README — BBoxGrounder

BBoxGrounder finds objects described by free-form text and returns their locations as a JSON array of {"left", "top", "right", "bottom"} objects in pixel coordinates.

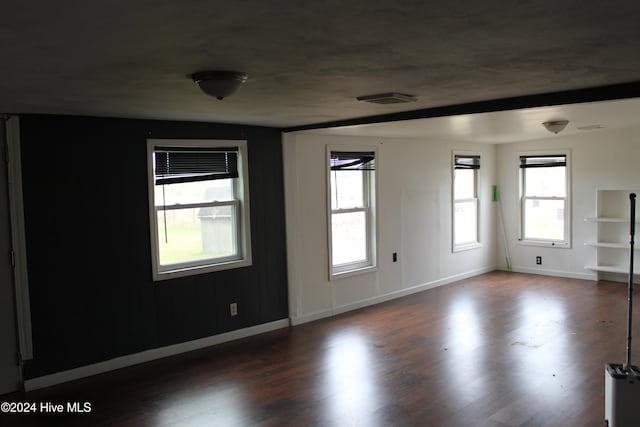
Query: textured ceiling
[{"left": 1, "top": 1, "right": 640, "bottom": 129}]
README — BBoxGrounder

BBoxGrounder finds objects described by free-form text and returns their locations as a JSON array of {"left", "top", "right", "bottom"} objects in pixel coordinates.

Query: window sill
[
  {"left": 330, "top": 265, "right": 377, "bottom": 281},
  {"left": 153, "top": 258, "right": 252, "bottom": 281},
  {"left": 517, "top": 239, "right": 571, "bottom": 249},
  {"left": 453, "top": 243, "right": 482, "bottom": 253}
]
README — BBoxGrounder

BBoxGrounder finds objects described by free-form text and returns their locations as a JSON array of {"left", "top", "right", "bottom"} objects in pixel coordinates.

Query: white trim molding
[
  {"left": 504, "top": 265, "right": 594, "bottom": 281},
  {"left": 24, "top": 318, "right": 290, "bottom": 391},
  {"left": 451, "top": 150, "right": 482, "bottom": 252},
  {"left": 326, "top": 145, "right": 378, "bottom": 280},
  {"left": 517, "top": 149, "right": 572, "bottom": 248},
  {"left": 146, "top": 139, "right": 253, "bottom": 281},
  {"left": 290, "top": 266, "right": 495, "bottom": 326},
  {"left": 5, "top": 116, "right": 33, "bottom": 360}
]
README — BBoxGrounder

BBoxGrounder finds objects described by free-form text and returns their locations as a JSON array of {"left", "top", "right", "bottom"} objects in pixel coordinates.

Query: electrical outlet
[
  {"left": 230, "top": 302, "right": 238, "bottom": 316},
  {"left": 536, "top": 256, "right": 542, "bottom": 265},
  {"left": 393, "top": 252, "right": 398, "bottom": 262}
]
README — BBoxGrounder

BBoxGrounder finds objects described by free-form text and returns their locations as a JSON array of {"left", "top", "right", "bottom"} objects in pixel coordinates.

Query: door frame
[
  {"left": 0, "top": 116, "right": 21, "bottom": 393},
  {"left": 5, "top": 116, "right": 33, "bottom": 361}
]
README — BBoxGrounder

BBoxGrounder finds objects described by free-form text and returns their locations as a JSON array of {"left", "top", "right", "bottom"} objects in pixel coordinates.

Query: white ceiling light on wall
[
  {"left": 191, "top": 71, "right": 248, "bottom": 100},
  {"left": 542, "top": 119, "right": 569, "bottom": 134}
]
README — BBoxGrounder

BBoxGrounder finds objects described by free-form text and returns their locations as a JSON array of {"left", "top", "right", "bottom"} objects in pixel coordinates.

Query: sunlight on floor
[
  {"left": 511, "top": 294, "right": 575, "bottom": 401},
  {"left": 443, "top": 296, "right": 489, "bottom": 407},
  {"left": 322, "top": 329, "right": 381, "bottom": 425},
  {"left": 154, "top": 382, "right": 250, "bottom": 426},
  {"left": 446, "top": 296, "right": 483, "bottom": 356}
]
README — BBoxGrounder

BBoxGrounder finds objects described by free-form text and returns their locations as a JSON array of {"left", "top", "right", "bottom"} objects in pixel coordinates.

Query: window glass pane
[
  {"left": 331, "top": 170, "right": 364, "bottom": 209},
  {"left": 155, "top": 179, "right": 234, "bottom": 206},
  {"left": 331, "top": 211, "right": 367, "bottom": 265},
  {"left": 524, "top": 167, "right": 566, "bottom": 197},
  {"left": 454, "top": 169, "right": 475, "bottom": 200},
  {"left": 454, "top": 200, "right": 478, "bottom": 245},
  {"left": 524, "top": 199, "right": 565, "bottom": 240},
  {"left": 157, "top": 205, "right": 236, "bottom": 266}
]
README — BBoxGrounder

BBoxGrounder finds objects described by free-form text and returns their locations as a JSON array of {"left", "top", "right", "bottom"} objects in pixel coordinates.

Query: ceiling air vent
[{"left": 356, "top": 92, "right": 418, "bottom": 104}]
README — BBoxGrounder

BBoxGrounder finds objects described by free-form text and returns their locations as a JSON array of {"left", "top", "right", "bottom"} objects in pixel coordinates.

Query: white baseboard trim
[
  {"left": 596, "top": 271, "right": 628, "bottom": 283},
  {"left": 290, "top": 266, "right": 495, "bottom": 326},
  {"left": 500, "top": 266, "right": 595, "bottom": 281},
  {"left": 24, "top": 318, "right": 290, "bottom": 392},
  {"left": 290, "top": 309, "right": 335, "bottom": 326}
]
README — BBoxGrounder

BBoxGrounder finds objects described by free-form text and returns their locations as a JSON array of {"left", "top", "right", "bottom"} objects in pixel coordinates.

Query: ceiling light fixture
[
  {"left": 191, "top": 70, "right": 248, "bottom": 100},
  {"left": 357, "top": 92, "right": 418, "bottom": 104},
  {"left": 542, "top": 120, "right": 569, "bottom": 134}
]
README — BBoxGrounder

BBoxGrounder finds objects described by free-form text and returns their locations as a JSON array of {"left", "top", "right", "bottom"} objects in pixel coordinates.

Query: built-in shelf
[
  {"left": 585, "top": 265, "right": 640, "bottom": 274},
  {"left": 584, "top": 241, "right": 633, "bottom": 249},
  {"left": 584, "top": 217, "right": 633, "bottom": 223},
  {"left": 584, "top": 190, "right": 640, "bottom": 281}
]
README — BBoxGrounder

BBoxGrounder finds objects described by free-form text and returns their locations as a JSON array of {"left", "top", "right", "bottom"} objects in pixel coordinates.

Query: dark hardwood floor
[{"left": 2, "top": 271, "right": 635, "bottom": 426}]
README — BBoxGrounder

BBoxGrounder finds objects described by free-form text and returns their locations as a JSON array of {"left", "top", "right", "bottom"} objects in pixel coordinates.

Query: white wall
[
  {"left": 283, "top": 133, "right": 497, "bottom": 324},
  {"left": 495, "top": 126, "right": 640, "bottom": 280}
]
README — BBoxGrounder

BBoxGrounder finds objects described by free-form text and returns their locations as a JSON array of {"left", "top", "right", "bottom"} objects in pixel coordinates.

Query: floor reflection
[
  {"left": 440, "top": 291, "right": 577, "bottom": 412},
  {"left": 512, "top": 293, "right": 569, "bottom": 366},
  {"left": 154, "top": 382, "right": 249, "bottom": 426},
  {"left": 443, "top": 296, "right": 488, "bottom": 407},
  {"left": 322, "top": 329, "right": 381, "bottom": 426},
  {"left": 445, "top": 296, "right": 483, "bottom": 357},
  {"left": 509, "top": 293, "right": 574, "bottom": 402}
]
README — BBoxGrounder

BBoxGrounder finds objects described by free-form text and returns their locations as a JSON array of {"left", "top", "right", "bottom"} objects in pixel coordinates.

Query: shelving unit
[{"left": 585, "top": 189, "right": 640, "bottom": 280}]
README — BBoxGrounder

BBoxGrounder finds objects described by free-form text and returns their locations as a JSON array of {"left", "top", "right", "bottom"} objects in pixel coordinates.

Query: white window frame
[
  {"left": 147, "top": 139, "right": 252, "bottom": 281},
  {"left": 326, "top": 145, "right": 377, "bottom": 279},
  {"left": 518, "top": 150, "right": 571, "bottom": 248},
  {"left": 452, "top": 151, "right": 482, "bottom": 252}
]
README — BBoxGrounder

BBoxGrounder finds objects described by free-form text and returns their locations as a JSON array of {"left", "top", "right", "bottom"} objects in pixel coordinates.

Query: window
[
  {"left": 147, "top": 139, "right": 251, "bottom": 280},
  {"left": 519, "top": 153, "right": 570, "bottom": 246},
  {"left": 452, "top": 153, "right": 480, "bottom": 251},
  {"left": 327, "top": 148, "right": 376, "bottom": 277}
]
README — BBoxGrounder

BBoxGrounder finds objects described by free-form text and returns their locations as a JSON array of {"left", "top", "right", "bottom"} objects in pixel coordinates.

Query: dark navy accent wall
[{"left": 19, "top": 115, "right": 288, "bottom": 379}]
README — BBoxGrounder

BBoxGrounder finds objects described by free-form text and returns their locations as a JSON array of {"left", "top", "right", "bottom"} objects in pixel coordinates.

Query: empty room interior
[{"left": 2, "top": 1, "right": 640, "bottom": 426}]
